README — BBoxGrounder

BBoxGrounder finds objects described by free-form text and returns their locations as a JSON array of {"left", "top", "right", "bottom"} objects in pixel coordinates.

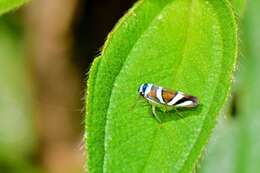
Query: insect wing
[{"left": 173, "top": 93, "right": 198, "bottom": 108}]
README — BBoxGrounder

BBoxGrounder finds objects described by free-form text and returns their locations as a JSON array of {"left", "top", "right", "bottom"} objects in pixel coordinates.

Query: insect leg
[
  {"left": 163, "top": 105, "right": 168, "bottom": 112},
  {"left": 152, "top": 105, "right": 161, "bottom": 123}
]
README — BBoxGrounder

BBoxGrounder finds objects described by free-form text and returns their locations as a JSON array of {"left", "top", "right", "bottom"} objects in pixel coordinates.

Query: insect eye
[{"left": 142, "top": 84, "right": 148, "bottom": 93}]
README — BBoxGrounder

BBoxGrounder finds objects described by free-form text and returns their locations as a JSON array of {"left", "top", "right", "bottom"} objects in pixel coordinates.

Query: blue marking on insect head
[
  {"left": 142, "top": 83, "right": 148, "bottom": 93},
  {"left": 138, "top": 83, "right": 148, "bottom": 96}
]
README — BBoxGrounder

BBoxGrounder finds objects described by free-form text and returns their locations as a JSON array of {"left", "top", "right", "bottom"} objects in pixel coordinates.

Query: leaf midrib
[
  {"left": 138, "top": 1, "right": 195, "bottom": 172},
  {"left": 140, "top": 128, "right": 159, "bottom": 173},
  {"left": 171, "top": 0, "right": 193, "bottom": 85},
  {"left": 102, "top": 1, "right": 177, "bottom": 171},
  {"left": 165, "top": 0, "right": 202, "bottom": 172}
]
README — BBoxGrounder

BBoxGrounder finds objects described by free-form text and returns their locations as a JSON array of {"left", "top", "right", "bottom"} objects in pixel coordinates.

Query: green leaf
[
  {"left": 86, "top": 0, "right": 237, "bottom": 172},
  {"left": 0, "top": 0, "right": 29, "bottom": 16}
]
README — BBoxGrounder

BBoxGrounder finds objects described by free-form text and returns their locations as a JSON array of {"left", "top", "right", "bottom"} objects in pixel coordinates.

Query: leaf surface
[{"left": 86, "top": 0, "right": 237, "bottom": 172}]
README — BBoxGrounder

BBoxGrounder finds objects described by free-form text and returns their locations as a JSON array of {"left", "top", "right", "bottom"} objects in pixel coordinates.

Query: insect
[{"left": 138, "top": 83, "right": 199, "bottom": 122}]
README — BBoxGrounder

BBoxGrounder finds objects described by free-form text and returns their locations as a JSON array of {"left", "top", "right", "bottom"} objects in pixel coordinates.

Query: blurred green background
[
  {"left": 0, "top": 15, "right": 37, "bottom": 173},
  {"left": 0, "top": 0, "right": 259, "bottom": 173}
]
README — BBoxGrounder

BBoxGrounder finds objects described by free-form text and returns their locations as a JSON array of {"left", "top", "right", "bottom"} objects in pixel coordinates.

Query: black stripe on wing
[{"left": 173, "top": 97, "right": 191, "bottom": 106}]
